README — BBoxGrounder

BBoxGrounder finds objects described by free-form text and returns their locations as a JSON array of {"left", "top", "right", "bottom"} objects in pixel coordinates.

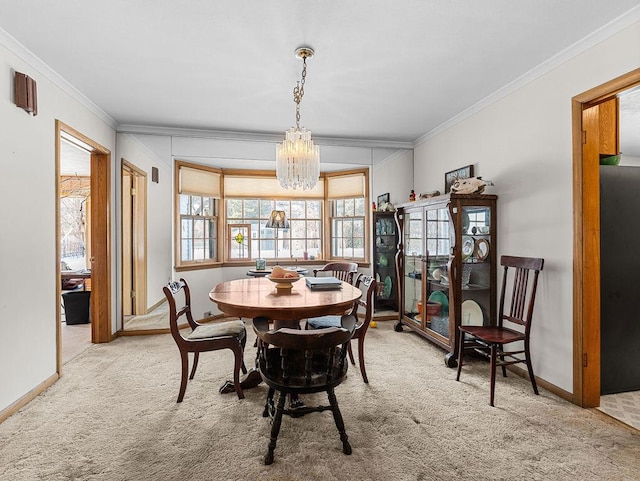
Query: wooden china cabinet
[
  {"left": 372, "top": 211, "right": 398, "bottom": 312},
  {"left": 394, "top": 193, "right": 497, "bottom": 367}
]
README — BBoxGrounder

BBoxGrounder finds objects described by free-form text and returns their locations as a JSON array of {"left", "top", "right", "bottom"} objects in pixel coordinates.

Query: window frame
[
  {"left": 328, "top": 198, "right": 367, "bottom": 261},
  {"left": 224, "top": 198, "right": 323, "bottom": 262},
  {"left": 325, "top": 168, "right": 369, "bottom": 264},
  {"left": 174, "top": 163, "right": 370, "bottom": 271},
  {"left": 174, "top": 160, "right": 223, "bottom": 271}
]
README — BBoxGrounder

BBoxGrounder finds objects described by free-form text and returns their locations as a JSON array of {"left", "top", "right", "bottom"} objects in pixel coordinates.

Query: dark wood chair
[
  {"left": 163, "top": 278, "right": 247, "bottom": 402},
  {"left": 253, "top": 315, "right": 356, "bottom": 465},
  {"left": 305, "top": 274, "right": 377, "bottom": 383},
  {"left": 313, "top": 262, "right": 358, "bottom": 284},
  {"left": 455, "top": 255, "right": 544, "bottom": 406}
]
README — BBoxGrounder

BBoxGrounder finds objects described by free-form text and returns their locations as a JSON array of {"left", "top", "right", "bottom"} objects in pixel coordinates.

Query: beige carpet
[
  {"left": 123, "top": 302, "right": 169, "bottom": 331},
  {"left": 1, "top": 321, "right": 639, "bottom": 481}
]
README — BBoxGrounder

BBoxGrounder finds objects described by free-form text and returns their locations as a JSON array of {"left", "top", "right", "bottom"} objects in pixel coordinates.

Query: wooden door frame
[
  {"left": 56, "top": 121, "right": 112, "bottom": 373},
  {"left": 121, "top": 159, "right": 147, "bottom": 320},
  {"left": 572, "top": 68, "right": 640, "bottom": 407}
]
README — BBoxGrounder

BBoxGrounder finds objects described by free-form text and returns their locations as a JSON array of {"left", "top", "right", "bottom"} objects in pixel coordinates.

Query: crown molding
[
  {"left": 414, "top": 5, "right": 640, "bottom": 147},
  {"left": 118, "top": 133, "right": 171, "bottom": 169},
  {"left": 0, "top": 27, "right": 118, "bottom": 128},
  {"left": 373, "top": 148, "right": 412, "bottom": 168},
  {"left": 116, "top": 124, "right": 414, "bottom": 150}
]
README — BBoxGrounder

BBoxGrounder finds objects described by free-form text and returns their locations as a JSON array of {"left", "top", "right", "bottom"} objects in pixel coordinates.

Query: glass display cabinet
[
  {"left": 372, "top": 212, "right": 398, "bottom": 312},
  {"left": 394, "top": 193, "right": 497, "bottom": 367}
]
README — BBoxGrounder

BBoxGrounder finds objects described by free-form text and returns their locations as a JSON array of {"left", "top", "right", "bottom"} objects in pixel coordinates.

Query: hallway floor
[
  {"left": 61, "top": 321, "right": 92, "bottom": 365},
  {"left": 598, "top": 391, "right": 640, "bottom": 431}
]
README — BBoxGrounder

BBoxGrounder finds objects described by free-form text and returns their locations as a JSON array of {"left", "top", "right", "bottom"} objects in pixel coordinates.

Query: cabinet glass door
[
  {"left": 460, "top": 205, "right": 492, "bottom": 327},
  {"left": 374, "top": 214, "right": 397, "bottom": 310},
  {"left": 403, "top": 210, "right": 423, "bottom": 324},
  {"left": 425, "top": 207, "right": 451, "bottom": 338}
]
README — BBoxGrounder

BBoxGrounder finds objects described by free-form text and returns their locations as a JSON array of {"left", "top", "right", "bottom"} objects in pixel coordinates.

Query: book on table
[{"left": 305, "top": 276, "right": 343, "bottom": 290}]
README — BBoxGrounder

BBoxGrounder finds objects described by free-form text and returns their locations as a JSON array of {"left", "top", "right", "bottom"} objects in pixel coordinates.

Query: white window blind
[
  {"left": 179, "top": 166, "right": 221, "bottom": 198},
  {"left": 327, "top": 173, "right": 366, "bottom": 199},
  {"left": 224, "top": 175, "right": 324, "bottom": 198}
]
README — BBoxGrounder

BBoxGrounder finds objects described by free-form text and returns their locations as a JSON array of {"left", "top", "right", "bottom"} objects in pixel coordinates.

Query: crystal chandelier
[{"left": 276, "top": 47, "right": 320, "bottom": 190}]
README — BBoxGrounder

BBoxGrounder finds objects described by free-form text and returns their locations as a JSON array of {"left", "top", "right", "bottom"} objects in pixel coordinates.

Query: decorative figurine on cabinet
[
  {"left": 372, "top": 202, "right": 377, "bottom": 212},
  {"left": 409, "top": 190, "right": 416, "bottom": 201}
]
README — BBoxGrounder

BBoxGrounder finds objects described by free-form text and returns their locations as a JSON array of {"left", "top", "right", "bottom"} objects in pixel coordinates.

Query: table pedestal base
[{"left": 219, "top": 368, "right": 263, "bottom": 394}]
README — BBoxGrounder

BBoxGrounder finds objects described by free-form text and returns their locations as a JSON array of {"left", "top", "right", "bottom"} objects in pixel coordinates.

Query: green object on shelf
[
  {"left": 428, "top": 291, "right": 449, "bottom": 313},
  {"left": 600, "top": 154, "right": 620, "bottom": 166}
]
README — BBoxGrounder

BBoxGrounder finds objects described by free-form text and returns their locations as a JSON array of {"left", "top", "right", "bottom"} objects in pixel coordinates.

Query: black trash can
[{"left": 62, "top": 291, "right": 91, "bottom": 325}]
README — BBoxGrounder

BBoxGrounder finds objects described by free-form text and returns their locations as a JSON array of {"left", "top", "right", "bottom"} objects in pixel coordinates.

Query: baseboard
[
  {"left": 508, "top": 365, "right": 574, "bottom": 403},
  {"left": 119, "top": 328, "right": 171, "bottom": 336},
  {"left": 0, "top": 373, "right": 59, "bottom": 424},
  {"left": 146, "top": 297, "right": 166, "bottom": 314}
]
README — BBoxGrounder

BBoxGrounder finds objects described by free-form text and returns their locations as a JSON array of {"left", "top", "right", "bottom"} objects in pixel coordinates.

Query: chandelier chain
[{"left": 293, "top": 57, "right": 307, "bottom": 129}]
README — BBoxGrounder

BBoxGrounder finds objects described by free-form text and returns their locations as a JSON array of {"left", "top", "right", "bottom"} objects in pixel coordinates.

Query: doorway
[
  {"left": 56, "top": 121, "right": 112, "bottom": 374},
  {"left": 572, "top": 67, "right": 640, "bottom": 408},
  {"left": 121, "top": 160, "right": 147, "bottom": 328},
  {"left": 59, "top": 132, "right": 92, "bottom": 362}
]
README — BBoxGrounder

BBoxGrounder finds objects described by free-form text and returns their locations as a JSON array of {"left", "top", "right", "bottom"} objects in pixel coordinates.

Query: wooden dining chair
[
  {"left": 163, "top": 278, "right": 247, "bottom": 402},
  {"left": 313, "top": 262, "right": 358, "bottom": 284},
  {"left": 455, "top": 255, "right": 544, "bottom": 406},
  {"left": 306, "top": 274, "right": 377, "bottom": 383},
  {"left": 253, "top": 315, "right": 356, "bottom": 465}
]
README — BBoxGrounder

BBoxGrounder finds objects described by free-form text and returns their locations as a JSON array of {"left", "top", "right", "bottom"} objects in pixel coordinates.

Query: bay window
[{"left": 174, "top": 162, "right": 369, "bottom": 269}]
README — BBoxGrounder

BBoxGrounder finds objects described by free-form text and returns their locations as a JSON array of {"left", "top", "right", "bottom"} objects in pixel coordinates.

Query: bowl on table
[{"left": 266, "top": 274, "right": 301, "bottom": 291}]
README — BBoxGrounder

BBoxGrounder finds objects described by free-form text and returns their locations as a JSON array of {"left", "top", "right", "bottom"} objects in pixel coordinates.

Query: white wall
[
  {"left": 619, "top": 154, "right": 640, "bottom": 166},
  {"left": 413, "top": 20, "right": 640, "bottom": 393},
  {"left": 372, "top": 149, "right": 414, "bottom": 207},
  {"left": 116, "top": 134, "right": 173, "bottom": 319},
  {"left": 0, "top": 43, "right": 116, "bottom": 411}
]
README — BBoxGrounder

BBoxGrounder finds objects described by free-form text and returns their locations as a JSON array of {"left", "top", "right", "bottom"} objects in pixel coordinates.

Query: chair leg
[
  {"left": 189, "top": 352, "right": 199, "bottom": 380},
  {"left": 525, "top": 340, "right": 539, "bottom": 395},
  {"left": 177, "top": 351, "right": 189, "bottom": 403},
  {"left": 347, "top": 340, "right": 355, "bottom": 365},
  {"left": 499, "top": 347, "right": 507, "bottom": 378},
  {"left": 327, "top": 387, "right": 352, "bottom": 455},
  {"left": 264, "top": 391, "right": 286, "bottom": 465},
  {"left": 232, "top": 345, "right": 245, "bottom": 400},
  {"left": 263, "top": 387, "right": 275, "bottom": 417},
  {"left": 240, "top": 334, "right": 248, "bottom": 374},
  {"left": 357, "top": 338, "right": 368, "bottom": 383},
  {"left": 489, "top": 344, "right": 497, "bottom": 407},
  {"left": 456, "top": 330, "right": 465, "bottom": 381}
]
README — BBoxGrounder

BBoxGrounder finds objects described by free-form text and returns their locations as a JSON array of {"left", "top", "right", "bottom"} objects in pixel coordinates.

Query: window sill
[{"left": 175, "top": 262, "right": 223, "bottom": 272}]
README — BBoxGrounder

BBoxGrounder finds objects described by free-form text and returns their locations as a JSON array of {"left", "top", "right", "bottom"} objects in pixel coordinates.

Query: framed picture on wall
[
  {"left": 377, "top": 193, "right": 390, "bottom": 206},
  {"left": 445, "top": 165, "right": 474, "bottom": 194}
]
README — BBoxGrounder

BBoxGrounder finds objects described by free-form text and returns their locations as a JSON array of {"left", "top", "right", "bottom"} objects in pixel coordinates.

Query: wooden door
[
  {"left": 121, "top": 160, "right": 147, "bottom": 322},
  {"left": 90, "top": 151, "right": 111, "bottom": 343}
]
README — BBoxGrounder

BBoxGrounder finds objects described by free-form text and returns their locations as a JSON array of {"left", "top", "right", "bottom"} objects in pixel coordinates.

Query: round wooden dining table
[
  {"left": 209, "top": 276, "right": 362, "bottom": 392},
  {"left": 209, "top": 276, "right": 361, "bottom": 325}
]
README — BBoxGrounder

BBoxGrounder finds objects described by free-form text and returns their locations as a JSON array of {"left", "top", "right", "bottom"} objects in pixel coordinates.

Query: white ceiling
[{"left": 2, "top": 0, "right": 640, "bottom": 146}]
